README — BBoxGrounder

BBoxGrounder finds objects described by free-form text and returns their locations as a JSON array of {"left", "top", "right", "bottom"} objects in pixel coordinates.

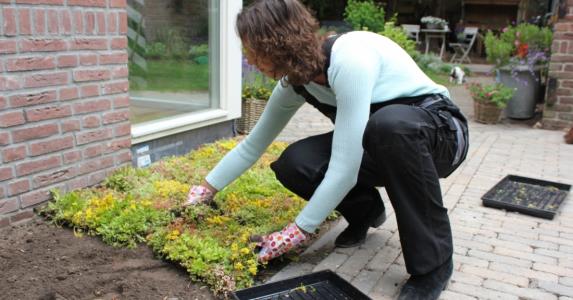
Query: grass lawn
[{"left": 129, "top": 59, "right": 210, "bottom": 92}]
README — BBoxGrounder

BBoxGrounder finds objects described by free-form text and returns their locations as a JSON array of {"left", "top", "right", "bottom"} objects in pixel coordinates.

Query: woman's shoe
[{"left": 334, "top": 209, "right": 386, "bottom": 248}]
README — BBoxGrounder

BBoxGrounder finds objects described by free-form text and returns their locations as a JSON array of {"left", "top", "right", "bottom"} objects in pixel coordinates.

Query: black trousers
[{"left": 270, "top": 99, "right": 467, "bottom": 275}]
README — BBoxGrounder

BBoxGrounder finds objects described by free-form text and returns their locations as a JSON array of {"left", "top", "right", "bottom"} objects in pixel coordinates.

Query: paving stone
[
  {"left": 482, "top": 280, "right": 558, "bottom": 300},
  {"left": 367, "top": 246, "right": 401, "bottom": 271},
  {"left": 460, "top": 265, "right": 529, "bottom": 287},
  {"left": 312, "top": 252, "right": 348, "bottom": 272},
  {"left": 268, "top": 262, "right": 315, "bottom": 283},
  {"left": 439, "top": 290, "right": 478, "bottom": 300},
  {"left": 493, "top": 247, "right": 557, "bottom": 265},
  {"left": 488, "top": 262, "right": 559, "bottom": 283},
  {"left": 448, "top": 281, "right": 519, "bottom": 300},
  {"left": 468, "top": 249, "right": 532, "bottom": 268},
  {"left": 560, "top": 277, "right": 573, "bottom": 287},
  {"left": 533, "top": 263, "right": 573, "bottom": 277},
  {"left": 337, "top": 248, "right": 376, "bottom": 277},
  {"left": 453, "top": 254, "right": 489, "bottom": 268},
  {"left": 369, "top": 264, "right": 408, "bottom": 299},
  {"left": 538, "top": 281, "right": 573, "bottom": 298},
  {"left": 351, "top": 269, "right": 383, "bottom": 295},
  {"left": 450, "top": 270, "right": 484, "bottom": 286}
]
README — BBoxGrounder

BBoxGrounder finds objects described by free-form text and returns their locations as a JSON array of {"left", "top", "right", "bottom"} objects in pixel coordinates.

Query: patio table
[{"left": 421, "top": 28, "right": 451, "bottom": 60}]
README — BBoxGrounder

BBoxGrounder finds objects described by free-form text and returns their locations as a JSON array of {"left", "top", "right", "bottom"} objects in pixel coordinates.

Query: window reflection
[{"left": 128, "top": 0, "right": 219, "bottom": 125}]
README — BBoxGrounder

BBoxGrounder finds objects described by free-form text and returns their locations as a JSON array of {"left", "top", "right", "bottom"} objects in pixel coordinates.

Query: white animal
[{"left": 449, "top": 66, "right": 466, "bottom": 85}]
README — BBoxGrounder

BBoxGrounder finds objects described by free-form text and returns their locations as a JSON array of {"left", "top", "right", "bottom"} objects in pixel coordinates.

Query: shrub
[
  {"left": 378, "top": 20, "right": 419, "bottom": 58},
  {"left": 344, "top": 0, "right": 386, "bottom": 32}
]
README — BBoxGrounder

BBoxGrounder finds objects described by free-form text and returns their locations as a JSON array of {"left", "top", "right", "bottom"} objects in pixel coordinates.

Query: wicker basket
[
  {"left": 474, "top": 99, "right": 502, "bottom": 124},
  {"left": 237, "top": 98, "right": 267, "bottom": 134}
]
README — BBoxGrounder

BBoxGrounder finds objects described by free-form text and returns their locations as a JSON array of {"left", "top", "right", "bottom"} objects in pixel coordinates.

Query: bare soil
[{"left": 0, "top": 217, "right": 216, "bottom": 300}]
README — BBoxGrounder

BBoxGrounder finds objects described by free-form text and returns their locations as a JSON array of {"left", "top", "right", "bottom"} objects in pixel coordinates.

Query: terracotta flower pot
[{"left": 473, "top": 100, "right": 502, "bottom": 124}]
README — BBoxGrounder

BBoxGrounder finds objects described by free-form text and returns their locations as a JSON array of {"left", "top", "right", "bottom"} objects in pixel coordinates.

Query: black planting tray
[
  {"left": 482, "top": 175, "right": 571, "bottom": 219},
  {"left": 232, "top": 270, "right": 371, "bottom": 300}
]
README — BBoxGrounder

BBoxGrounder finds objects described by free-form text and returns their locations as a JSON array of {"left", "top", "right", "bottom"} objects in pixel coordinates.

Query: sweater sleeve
[
  {"left": 205, "top": 82, "right": 305, "bottom": 190},
  {"left": 295, "top": 46, "right": 380, "bottom": 233}
]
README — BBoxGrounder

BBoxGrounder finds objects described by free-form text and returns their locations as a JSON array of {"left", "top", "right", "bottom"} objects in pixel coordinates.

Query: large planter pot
[
  {"left": 237, "top": 98, "right": 266, "bottom": 134},
  {"left": 474, "top": 99, "right": 502, "bottom": 124},
  {"left": 496, "top": 65, "right": 542, "bottom": 119}
]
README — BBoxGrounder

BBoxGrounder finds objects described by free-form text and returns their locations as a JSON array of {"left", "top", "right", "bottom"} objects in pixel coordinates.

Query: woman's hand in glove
[
  {"left": 252, "top": 222, "right": 308, "bottom": 263},
  {"left": 184, "top": 184, "right": 215, "bottom": 206}
]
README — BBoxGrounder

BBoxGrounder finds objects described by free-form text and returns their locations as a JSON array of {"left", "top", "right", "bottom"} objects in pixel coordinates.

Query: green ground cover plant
[{"left": 43, "top": 139, "right": 308, "bottom": 298}]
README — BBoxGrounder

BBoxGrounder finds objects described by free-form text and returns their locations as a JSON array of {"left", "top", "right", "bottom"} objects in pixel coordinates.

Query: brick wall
[
  {"left": 0, "top": 0, "right": 131, "bottom": 228},
  {"left": 543, "top": 0, "right": 573, "bottom": 129}
]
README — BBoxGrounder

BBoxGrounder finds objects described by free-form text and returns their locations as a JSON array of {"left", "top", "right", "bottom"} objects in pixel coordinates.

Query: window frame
[{"left": 131, "top": 0, "right": 242, "bottom": 144}]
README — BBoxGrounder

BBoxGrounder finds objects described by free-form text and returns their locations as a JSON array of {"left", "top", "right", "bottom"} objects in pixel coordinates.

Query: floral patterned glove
[
  {"left": 254, "top": 223, "right": 308, "bottom": 263},
  {"left": 184, "top": 185, "right": 214, "bottom": 206}
]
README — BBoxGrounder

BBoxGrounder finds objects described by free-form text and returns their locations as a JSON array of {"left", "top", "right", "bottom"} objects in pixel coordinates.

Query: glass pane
[{"left": 127, "top": 0, "right": 220, "bottom": 125}]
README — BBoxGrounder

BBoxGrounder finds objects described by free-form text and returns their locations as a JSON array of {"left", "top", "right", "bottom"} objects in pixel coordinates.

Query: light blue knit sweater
[{"left": 206, "top": 31, "right": 450, "bottom": 233}]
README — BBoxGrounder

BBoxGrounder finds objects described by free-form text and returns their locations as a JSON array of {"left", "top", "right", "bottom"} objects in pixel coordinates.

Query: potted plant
[
  {"left": 467, "top": 82, "right": 515, "bottom": 124},
  {"left": 421, "top": 16, "right": 448, "bottom": 29},
  {"left": 484, "top": 23, "right": 553, "bottom": 119},
  {"left": 238, "top": 68, "right": 275, "bottom": 134}
]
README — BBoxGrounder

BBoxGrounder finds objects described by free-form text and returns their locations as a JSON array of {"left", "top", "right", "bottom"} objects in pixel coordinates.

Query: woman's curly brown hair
[{"left": 237, "top": 0, "right": 325, "bottom": 86}]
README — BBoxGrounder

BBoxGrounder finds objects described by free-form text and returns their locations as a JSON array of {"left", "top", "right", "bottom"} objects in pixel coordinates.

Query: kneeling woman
[{"left": 185, "top": 1, "right": 468, "bottom": 299}]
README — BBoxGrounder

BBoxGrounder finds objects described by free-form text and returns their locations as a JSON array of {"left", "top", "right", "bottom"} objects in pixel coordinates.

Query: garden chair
[
  {"left": 401, "top": 24, "right": 421, "bottom": 44},
  {"left": 449, "top": 26, "right": 479, "bottom": 64}
]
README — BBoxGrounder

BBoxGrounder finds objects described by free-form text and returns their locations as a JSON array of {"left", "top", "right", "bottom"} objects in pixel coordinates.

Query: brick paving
[{"left": 273, "top": 77, "right": 573, "bottom": 299}]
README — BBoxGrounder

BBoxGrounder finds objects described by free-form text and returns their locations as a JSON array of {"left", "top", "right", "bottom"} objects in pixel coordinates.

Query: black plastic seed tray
[
  {"left": 482, "top": 175, "right": 571, "bottom": 219},
  {"left": 232, "top": 270, "right": 371, "bottom": 300}
]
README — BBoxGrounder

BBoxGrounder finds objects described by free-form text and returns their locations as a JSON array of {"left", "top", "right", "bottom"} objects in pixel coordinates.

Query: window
[{"left": 128, "top": 0, "right": 241, "bottom": 143}]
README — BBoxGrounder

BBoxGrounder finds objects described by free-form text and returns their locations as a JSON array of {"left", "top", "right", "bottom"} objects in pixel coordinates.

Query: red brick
[
  {"left": 0, "top": 0, "right": 11, "bottom": 4},
  {"left": 560, "top": 96, "right": 573, "bottom": 105},
  {"left": 6, "top": 56, "right": 56, "bottom": 72},
  {"left": 0, "top": 40, "right": 18, "bottom": 54},
  {"left": 33, "top": 166, "right": 75, "bottom": 188},
  {"left": 0, "top": 218, "right": 8, "bottom": 229},
  {"left": 110, "top": 37, "right": 127, "bottom": 49},
  {"left": 0, "top": 198, "right": 19, "bottom": 214},
  {"left": 69, "top": 0, "right": 106, "bottom": 7},
  {"left": 0, "top": 167, "right": 13, "bottom": 182},
  {"left": 71, "top": 38, "right": 107, "bottom": 50},
  {"left": 47, "top": 10, "right": 59, "bottom": 34},
  {"left": 74, "top": 69, "right": 111, "bottom": 82},
  {"left": 75, "top": 128, "right": 112, "bottom": 145},
  {"left": 20, "top": 38, "right": 67, "bottom": 52},
  {"left": 29, "top": 135, "right": 74, "bottom": 157},
  {"left": 0, "top": 96, "right": 5, "bottom": 109},
  {"left": 10, "top": 90, "right": 57, "bottom": 108},
  {"left": 79, "top": 54, "right": 98, "bottom": 66},
  {"left": 0, "top": 75, "right": 21, "bottom": 91},
  {"left": 25, "top": 105, "right": 72, "bottom": 122},
  {"left": 10, "top": 210, "right": 35, "bottom": 223},
  {"left": 96, "top": 11, "right": 105, "bottom": 34},
  {"left": 107, "top": 12, "right": 118, "bottom": 33},
  {"left": 24, "top": 72, "right": 68, "bottom": 88},
  {"left": 113, "top": 95, "right": 129, "bottom": 108},
  {"left": 77, "top": 156, "right": 114, "bottom": 175},
  {"left": 57, "top": 55, "right": 78, "bottom": 68},
  {"left": 12, "top": 123, "right": 59, "bottom": 143},
  {"left": 102, "top": 80, "right": 128, "bottom": 95},
  {"left": 63, "top": 150, "right": 82, "bottom": 164},
  {"left": 110, "top": 0, "right": 127, "bottom": 8},
  {"left": 21, "top": 190, "right": 52, "bottom": 208},
  {"left": 73, "top": 10, "right": 83, "bottom": 34},
  {"left": 0, "top": 132, "right": 9, "bottom": 146},
  {"left": 19, "top": 8, "right": 32, "bottom": 35},
  {"left": 0, "top": 111, "right": 26, "bottom": 128},
  {"left": 114, "top": 123, "right": 131, "bottom": 137},
  {"left": 8, "top": 179, "right": 30, "bottom": 196},
  {"left": 111, "top": 66, "right": 129, "bottom": 79},
  {"left": 106, "top": 137, "right": 131, "bottom": 153},
  {"left": 89, "top": 170, "right": 108, "bottom": 186},
  {"left": 115, "top": 150, "right": 132, "bottom": 165},
  {"left": 82, "top": 115, "right": 101, "bottom": 128},
  {"left": 60, "top": 10, "right": 72, "bottom": 35},
  {"left": 15, "top": 0, "right": 65, "bottom": 4},
  {"left": 80, "top": 84, "right": 100, "bottom": 97},
  {"left": 3, "top": 7, "right": 17, "bottom": 36},
  {"left": 60, "top": 119, "right": 80, "bottom": 133},
  {"left": 59, "top": 87, "right": 79, "bottom": 101},
  {"left": 103, "top": 110, "right": 129, "bottom": 124},
  {"left": 85, "top": 11, "right": 96, "bottom": 35},
  {"left": 0, "top": 185, "right": 5, "bottom": 198},
  {"left": 73, "top": 99, "right": 111, "bottom": 114},
  {"left": 118, "top": 11, "right": 127, "bottom": 34},
  {"left": 34, "top": 9, "right": 46, "bottom": 35},
  {"left": 100, "top": 52, "right": 128, "bottom": 65},
  {"left": 557, "top": 88, "right": 573, "bottom": 96},
  {"left": 83, "top": 144, "right": 104, "bottom": 158},
  {"left": 2, "top": 145, "right": 27, "bottom": 163},
  {"left": 16, "top": 155, "right": 61, "bottom": 176},
  {"left": 66, "top": 176, "right": 89, "bottom": 190}
]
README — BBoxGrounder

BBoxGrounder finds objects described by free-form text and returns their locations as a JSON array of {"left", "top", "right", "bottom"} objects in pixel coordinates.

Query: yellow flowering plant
[{"left": 43, "top": 138, "right": 314, "bottom": 298}]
